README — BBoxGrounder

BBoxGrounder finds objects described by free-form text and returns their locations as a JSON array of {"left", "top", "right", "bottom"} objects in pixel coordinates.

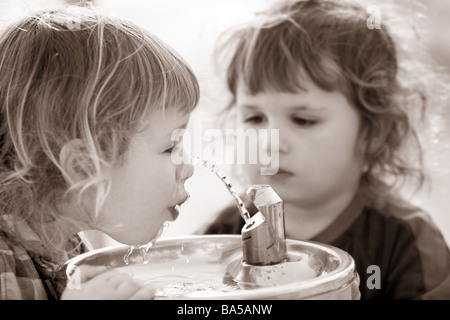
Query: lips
[
  {"left": 168, "top": 205, "right": 180, "bottom": 222},
  {"left": 167, "top": 193, "right": 190, "bottom": 222},
  {"left": 274, "top": 168, "right": 293, "bottom": 176}
]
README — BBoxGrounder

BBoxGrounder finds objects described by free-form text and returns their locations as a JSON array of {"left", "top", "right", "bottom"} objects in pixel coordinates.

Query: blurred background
[{"left": 0, "top": 0, "right": 449, "bottom": 247}]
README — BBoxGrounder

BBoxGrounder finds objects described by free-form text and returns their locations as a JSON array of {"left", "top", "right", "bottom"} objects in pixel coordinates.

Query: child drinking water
[
  {"left": 0, "top": 4, "right": 198, "bottom": 299},
  {"left": 202, "top": 0, "right": 450, "bottom": 299}
]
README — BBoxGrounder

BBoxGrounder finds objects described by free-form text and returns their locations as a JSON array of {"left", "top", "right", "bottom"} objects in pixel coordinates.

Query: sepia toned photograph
[{"left": 0, "top": 0, "right": 449, "bottom": 305}]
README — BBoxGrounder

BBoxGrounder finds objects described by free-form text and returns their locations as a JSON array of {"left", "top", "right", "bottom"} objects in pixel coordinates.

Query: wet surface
[{"left": 67, "top": 236, "right": 359, "bottom": 299}]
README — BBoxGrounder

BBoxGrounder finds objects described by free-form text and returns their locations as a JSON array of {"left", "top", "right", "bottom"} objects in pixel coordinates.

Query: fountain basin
[{"left": 65, "top": 235, "right": 360, "bottom": 300}]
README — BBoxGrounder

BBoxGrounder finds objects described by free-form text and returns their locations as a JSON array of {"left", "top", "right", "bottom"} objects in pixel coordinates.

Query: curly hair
[
  {"left": 0, "top": 4, "right": 199, "bottom": 258},
  {"left": 214, "top": 0, "right": 444, "bottom": 209}
]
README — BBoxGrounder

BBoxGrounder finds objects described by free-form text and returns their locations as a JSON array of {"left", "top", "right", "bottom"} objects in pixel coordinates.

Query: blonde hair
[
  {"left": 215, "top": 0, "right": 448, "bottom": 209},
  {"left": 0, "top": 4, "right": 199, "bottom": 258}
]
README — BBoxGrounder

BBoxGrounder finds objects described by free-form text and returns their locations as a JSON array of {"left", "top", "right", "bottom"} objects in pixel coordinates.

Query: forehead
[
  {"left": 137, "top": 108, "right": 190, "bottom": 138},
  {"left": 235, "top": 79, "right": 330, "bottom": 109}
]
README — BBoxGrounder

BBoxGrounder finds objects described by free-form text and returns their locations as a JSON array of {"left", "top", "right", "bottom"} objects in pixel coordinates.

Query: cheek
[
  {"left": 133, "top": 162, "right": 176, "bottom": 209},
  {"left": 318, "top": 110, "right": 361, "bottom": 156},
  {"left": 309, "top": 128, "right": 363, "bottom": 184},
  {"left": 98, "top": 180, "right": 174, "bottom": 245},
  {"left": 103, "top": 159, "right": 175, "bottom": 216},
  {"left": 287, "top": 118, "right": 362, "bottom": 176}
]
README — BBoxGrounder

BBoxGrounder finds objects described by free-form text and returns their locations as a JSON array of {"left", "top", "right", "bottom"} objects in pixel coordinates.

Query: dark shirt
[{"left": 201, "top": 195, "right": 450, "bottom": 300}]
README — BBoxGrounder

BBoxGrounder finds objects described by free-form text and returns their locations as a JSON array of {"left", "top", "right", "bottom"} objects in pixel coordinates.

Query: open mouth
[
  {"left": 167, "top": 194, "right": 190, "bottom": 222},
  {"left": 168, "top": 205, "right": 181, "bottom": 222}
]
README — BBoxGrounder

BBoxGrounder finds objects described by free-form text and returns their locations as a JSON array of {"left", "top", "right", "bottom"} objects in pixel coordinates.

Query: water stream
[{"left": 123, "top": 156, "right": 253, "bottom": 265}]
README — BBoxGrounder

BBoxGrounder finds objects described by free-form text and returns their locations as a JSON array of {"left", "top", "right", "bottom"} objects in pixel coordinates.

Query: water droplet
[
  {"left": 123, "top": 245, "right": 136, "bottom": 265},
  {"left": 140, "top": 246, "right": 149, "bottom": 264},
  {"left": 123, "top": 228, "right": 164, "bottom": 265}
]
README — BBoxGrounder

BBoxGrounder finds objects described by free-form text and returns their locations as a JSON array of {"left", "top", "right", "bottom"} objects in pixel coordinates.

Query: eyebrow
[{"left": 239, "top": 104, "right": 326, "bottom": 111}]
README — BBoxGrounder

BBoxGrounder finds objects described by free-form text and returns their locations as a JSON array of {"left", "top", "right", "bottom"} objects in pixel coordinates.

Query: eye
[
  {"left": 164, "top": 144, "right": 176, "bottom": 153},
  {"left": 291, "top": 116, "right": 316, "bottom": 127},
  {"left": 243, "top": 115, "right": 265, "bottom": 124},
  {"left": 164, "top": 142, "right": 184, "bottom": 154}
]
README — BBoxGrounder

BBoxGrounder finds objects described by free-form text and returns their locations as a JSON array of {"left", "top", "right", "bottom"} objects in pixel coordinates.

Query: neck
[
  {"left": 38, "top": 200, "right": 92, "bottom": 260},
  {"left": 283, "top": 190, "right": 357, "bottom": 241}
]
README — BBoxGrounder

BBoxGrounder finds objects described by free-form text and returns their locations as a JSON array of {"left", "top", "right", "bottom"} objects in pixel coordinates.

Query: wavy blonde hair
[
  {"left": 0, "top": 4, "right": 199, "bottom": 258},
  {"left": 215, "top": 0, "right": 447, "bottom": 209}
]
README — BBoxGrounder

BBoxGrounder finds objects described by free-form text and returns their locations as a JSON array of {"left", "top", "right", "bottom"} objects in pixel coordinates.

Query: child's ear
[{"left": 59, "top": 139, "right": 89, "bottom": 184}]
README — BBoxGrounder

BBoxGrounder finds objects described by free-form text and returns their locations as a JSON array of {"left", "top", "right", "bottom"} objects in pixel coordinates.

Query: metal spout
[{"left": 241, "top": 184, "right": 286, "bottom": 265}]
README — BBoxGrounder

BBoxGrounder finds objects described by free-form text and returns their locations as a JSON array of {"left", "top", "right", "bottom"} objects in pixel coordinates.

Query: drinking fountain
[{"left": 65, "top": 184, "right": 360, "bottom": 299}]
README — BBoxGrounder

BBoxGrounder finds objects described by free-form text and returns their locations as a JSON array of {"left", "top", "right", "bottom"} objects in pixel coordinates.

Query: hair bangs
[
  {"left": 130, "top": 30, "right": 199, "bottom": 118},
  {"left": 225, "top": 16, "right": 346, "bottom": 99}
]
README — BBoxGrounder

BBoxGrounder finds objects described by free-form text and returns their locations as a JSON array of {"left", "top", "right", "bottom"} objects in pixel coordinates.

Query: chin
[
  {"left": 114, "top": 226, "right": 164, "bottom": 246},
  {"left": 140, "top": 229, "right": 165, "bottom": 245}
]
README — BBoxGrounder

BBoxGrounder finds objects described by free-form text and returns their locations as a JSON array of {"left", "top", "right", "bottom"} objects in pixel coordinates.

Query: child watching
[
  {"left": 0, "top": 4, "right": 198, "bottom": 299},
  {"left": 202, "top": 0, "right": 450, "bottom": 299}
]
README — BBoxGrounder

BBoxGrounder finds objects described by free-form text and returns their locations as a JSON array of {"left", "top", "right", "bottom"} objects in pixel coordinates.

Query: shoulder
[
  {"left": 0, "top": 230, "right": 26, "bottom": 299},
  {"left": 0, "top": 230, "right": 47, "bottom": 300},
  {"left": 382, "top": 202, "right": 450, "bottom": 299},
  {"left": 377, "top": 200, "right": 447, "bottom": 249},
  {"left": 347, "top": 198, "right": 447, "bottom": 245},
  {"left": 0, "top": 230, "right": 22, "bottom": 276},
  {"left": 352, "top": 201, "right": 450, "bottom": 299}
]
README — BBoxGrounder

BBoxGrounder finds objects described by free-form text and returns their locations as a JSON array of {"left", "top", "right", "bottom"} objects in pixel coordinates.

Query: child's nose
[
  {"left": 260, "top": 125, "right": 290, "bottom": 154},
  {"left": 273, "top": 125, "right": 290, "bottom": 154},
  {"left": 278, "top": 135, "right": 290, "bottom": 153}
]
